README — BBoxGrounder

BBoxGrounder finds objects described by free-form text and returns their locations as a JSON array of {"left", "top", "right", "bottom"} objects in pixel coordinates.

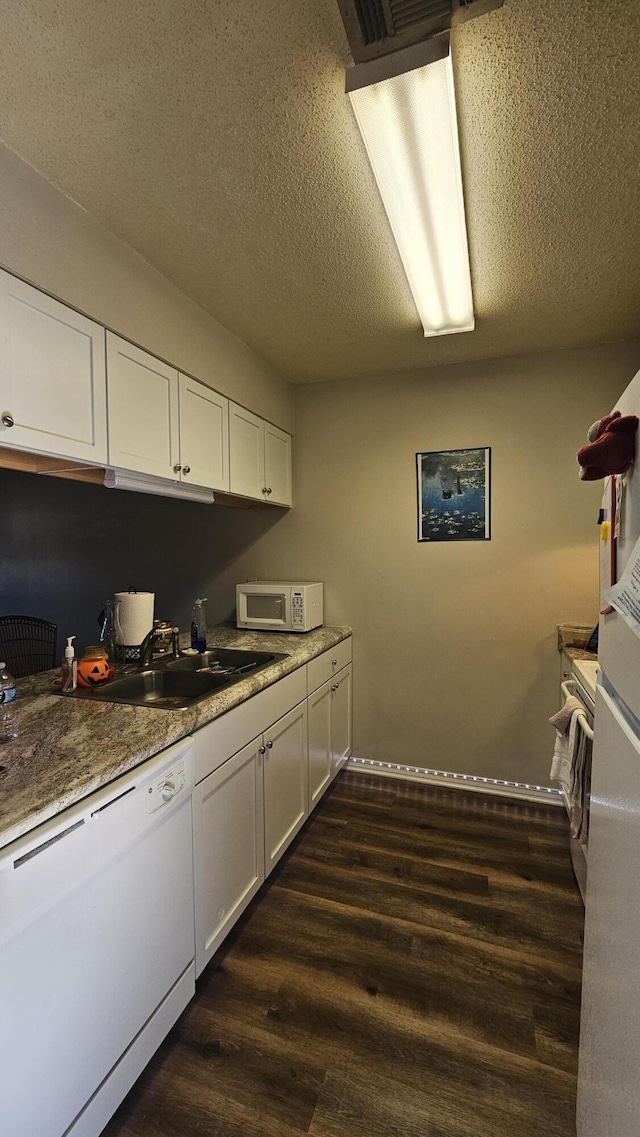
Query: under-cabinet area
[
  {"left": 0, "top": 267, "right": 292, "bottom": 505},
  {"left": 0, "top": 630, "right": 352, "bottom": 1137}
]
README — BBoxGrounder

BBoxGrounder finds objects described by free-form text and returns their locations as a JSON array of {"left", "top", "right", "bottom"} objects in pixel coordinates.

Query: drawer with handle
[{"left": 307, "top": 637, "right": 352, "bottom": 695}]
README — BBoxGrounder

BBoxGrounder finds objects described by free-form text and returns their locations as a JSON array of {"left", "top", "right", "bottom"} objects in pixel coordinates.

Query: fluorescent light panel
[
  {"left": 104, "top": 468, "right": 215, "bottom": 504},
  {"left": 348, "top": 48, "right": 474, "bottom": 337}
]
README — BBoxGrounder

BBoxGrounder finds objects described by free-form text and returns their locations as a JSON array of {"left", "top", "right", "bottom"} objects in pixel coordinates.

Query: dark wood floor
[{"left": 104, "top": 771, "right": 584, "bottom": 1137}]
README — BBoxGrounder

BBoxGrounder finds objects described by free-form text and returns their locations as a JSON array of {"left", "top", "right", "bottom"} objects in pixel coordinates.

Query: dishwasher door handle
[{"left": 12, "top": 819, "right": 85, "bottom": 870}]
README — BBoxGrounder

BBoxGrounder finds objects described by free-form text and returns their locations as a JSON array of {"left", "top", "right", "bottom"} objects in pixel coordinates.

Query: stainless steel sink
[
  {"left": 166, "top": 647, "right": 284, "bottom": 676},
  {"left": 65, "top": 667, "right": 231, "bottom": 709},
  {"left": 59, "top": 647, "right": 287, "bottom": 709}
]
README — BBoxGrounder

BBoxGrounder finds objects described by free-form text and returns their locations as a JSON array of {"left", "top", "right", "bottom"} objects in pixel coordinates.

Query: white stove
[{"left": 573, "top": 659, "right": 599, "bottom": 709}]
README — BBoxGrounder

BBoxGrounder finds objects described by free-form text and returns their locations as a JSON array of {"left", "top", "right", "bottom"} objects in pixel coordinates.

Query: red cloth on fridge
[{"left": 577, "top": 411, "right": 639, "bottom": 480}]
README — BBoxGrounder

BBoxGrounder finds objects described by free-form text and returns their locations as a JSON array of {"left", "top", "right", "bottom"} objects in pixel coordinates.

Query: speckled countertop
[
  {"left": 557, "top": 623, "right": 598, "bottom": 663},
  {"left": 0, "top": 624, "right": 351, "bottom": 852},
  {"left": 562, "top": 645, "right": 598, "bottom": 663}
]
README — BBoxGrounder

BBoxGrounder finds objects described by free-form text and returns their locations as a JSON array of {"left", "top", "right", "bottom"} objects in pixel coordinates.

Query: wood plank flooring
[{"left": 103, "top": 771, "right": 583, "bottom": 1137}]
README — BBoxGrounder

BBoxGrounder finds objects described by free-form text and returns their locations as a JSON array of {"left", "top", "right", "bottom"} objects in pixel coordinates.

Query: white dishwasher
[{"left": 0, "top": 736, "right": 196, "bottom": 1137}]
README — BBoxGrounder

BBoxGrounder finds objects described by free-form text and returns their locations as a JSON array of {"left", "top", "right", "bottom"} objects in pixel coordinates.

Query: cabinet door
[
  {"left": 264, "top": 702, "right": 308, "bottom": 872},
  {"left": 229, "top": 402, "right": 264, "bottom": 499},
  {"left": 0, "top": 269, "right": 107, "bottom": 463},
  {"left": 264, "top": 421, "right": 292, "bottom": 507},
  {"left": 308, "top": 679, "right": 333, "bottom": 811},
  {"left": 331, "top": 664, "right": 353, "bottom": 778},
  {"left": 107, "top": 333, "right": 180, "bottom": 478},
  {"left": 193, "top": 739, "right": 265, "bottom": 977},
  {"left": 178, "top": 374, "right": 229, "bottom": 491}
]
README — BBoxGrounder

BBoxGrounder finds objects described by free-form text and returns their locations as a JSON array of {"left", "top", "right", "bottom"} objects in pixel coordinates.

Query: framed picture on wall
[{"left": 416, "top": 448, "right": 491, "bottom": 542}]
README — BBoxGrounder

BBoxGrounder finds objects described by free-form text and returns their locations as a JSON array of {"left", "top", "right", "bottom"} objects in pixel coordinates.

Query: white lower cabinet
[
  {"left": 308, "top": 679, "right": 333, "bottom": 810},
  {"left": 192, "top": 644, "right": 351, "bottom": 980},
  {"left": 307, "top": 663, "right": 353, "bottom": 811},
  {"left": 193, "top": 739, "right": 265, "bottom": 977},
  {"left": 263, "top": 702, "right": 308, "bottom": 873},
  {"left": 193, "top": 699, "right": 308, "bottom": 976},
  {"left": 331, "top": 663, "right": 353, "bottom": 775}
]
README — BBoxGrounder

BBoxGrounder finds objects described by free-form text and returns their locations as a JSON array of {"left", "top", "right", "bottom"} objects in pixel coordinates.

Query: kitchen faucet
[{"left": 139, "top": 626, "right": 180, "bottom": 669}]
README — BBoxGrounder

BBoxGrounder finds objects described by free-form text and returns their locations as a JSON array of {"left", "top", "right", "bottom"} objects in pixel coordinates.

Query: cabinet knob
[
  {"left": 183, "top": 465, "right": 191, "bottom": 475},
  {"left": 259, "top": 745, "right": 266, "bottom": 754},
  {"left": 262, "top": 487, "right": 268, "bottom": 495},
  {"left": 331, "top": 684, "right": 339, "bottom": 692},
  {"left": 267, "top": 487, "right": 272, "bottom": 495},
  {"left": 173, "top": 464, "right": 182, "bottom": 473},
  {"left": 266, "top": 740, "right": 274, "bottom": 749},
  {"left": 1, "top": 412, "right": 14, "bottom": 428},
  {"left": 332, "top": 659, "right": 338, "bottom": 666}
]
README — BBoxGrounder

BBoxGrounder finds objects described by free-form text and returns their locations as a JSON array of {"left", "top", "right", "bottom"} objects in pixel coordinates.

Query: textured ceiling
[{"left": 0, "top": 0, "right": 638, "bottom": 383}]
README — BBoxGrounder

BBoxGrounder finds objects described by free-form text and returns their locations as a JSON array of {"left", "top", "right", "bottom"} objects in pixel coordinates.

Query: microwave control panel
[{"left": 291, "top": 590, "right": 304, "bottom": 626}]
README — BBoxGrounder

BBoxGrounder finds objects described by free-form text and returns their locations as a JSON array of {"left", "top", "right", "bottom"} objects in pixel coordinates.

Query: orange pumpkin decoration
[{"left": 77, "top": 648, "right": 115, "bottom": 688}]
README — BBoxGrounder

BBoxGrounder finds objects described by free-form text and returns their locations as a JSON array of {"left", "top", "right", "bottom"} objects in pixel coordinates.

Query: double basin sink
[{"left": 65, "top": 648, "right": 287, "bottom": 710}]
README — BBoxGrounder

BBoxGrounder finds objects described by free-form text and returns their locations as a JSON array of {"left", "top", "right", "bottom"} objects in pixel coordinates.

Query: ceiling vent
[{"left": 338, "top": 0, "right": 504, "bottom": 63}]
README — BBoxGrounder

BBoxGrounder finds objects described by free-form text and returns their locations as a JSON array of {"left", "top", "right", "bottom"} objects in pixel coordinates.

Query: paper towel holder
[{"left": 113, "top": 587, "right": 155, "bottom": 665}]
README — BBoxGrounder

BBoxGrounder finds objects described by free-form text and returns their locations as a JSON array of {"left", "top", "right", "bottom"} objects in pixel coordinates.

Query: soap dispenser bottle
[
  {"left": 61, "top": 636, "right": 77, "bottom": 692},
  {"left": 191, "top": 599, "right": 208, "bottom": 654}
]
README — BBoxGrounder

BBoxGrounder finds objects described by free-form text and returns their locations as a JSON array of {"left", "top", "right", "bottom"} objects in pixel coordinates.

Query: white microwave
[{"left": 236, "top": 581, "right": 323, "bottom": 633}]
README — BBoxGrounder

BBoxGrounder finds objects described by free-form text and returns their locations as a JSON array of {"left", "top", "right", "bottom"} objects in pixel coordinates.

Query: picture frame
[{"left": 416, "top": 447, "right": 491, "bottom": 542}]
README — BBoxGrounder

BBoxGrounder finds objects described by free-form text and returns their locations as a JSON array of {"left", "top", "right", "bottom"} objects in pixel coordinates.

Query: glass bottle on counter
[
  {"left": 98, "top": 601, "right": 116, "bottom": 663},
  {"left": 191, "top": 598, "right": 208, "bottom": 654}
]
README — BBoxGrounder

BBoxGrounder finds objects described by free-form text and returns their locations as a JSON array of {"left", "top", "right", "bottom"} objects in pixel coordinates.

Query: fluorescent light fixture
[
  {"left": 105, "top": 468, "right": 215, "bottom": 504},
  {"left": 347, "top": 38, "right": 474, "bottom": 337}
]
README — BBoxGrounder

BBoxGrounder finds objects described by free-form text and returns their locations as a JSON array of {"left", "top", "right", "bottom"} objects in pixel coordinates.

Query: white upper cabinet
[
  {"left": 229, "top": 402, "right": 264, "bottom": 499},
  {"left": 0, "top": 270, "right": 292, "bottom": 505},
  {"left": 229, "top": 401, "right": 292, "bottom": 506},
  {"left": 107, "top": 333, "right": 180, "bottom": 479},
  {"left": 0, "top": 270, "right": 107, "bottom": 464},
  {"left": 264, "top": 421, "right": 292, "bottom": 506},
  {"left": 178, "top": 374, "right": 229, "bottom": 492}
]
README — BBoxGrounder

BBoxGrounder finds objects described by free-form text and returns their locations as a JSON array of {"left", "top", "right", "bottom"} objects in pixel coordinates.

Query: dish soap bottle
[
  {"left": 61, "top": 636, "right": 78, "bottom": 692},
  {"left": 191, "top": 598, "right": 208, "bottom": 654},
  {"left": 0, "top": 662, "right": 18, "bottom": 742}
]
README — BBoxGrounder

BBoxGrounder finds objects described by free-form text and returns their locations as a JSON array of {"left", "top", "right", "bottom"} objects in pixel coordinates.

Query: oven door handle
[
  {"left": 561, "top": 678, "right": 578, "bottom": 701},
  {"left": 561, "top": 679, "right": 594, "bottom": 740}
]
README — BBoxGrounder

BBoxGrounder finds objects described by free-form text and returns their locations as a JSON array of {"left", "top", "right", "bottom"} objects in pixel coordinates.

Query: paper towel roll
[{"left": 114, "top": 591, "right": 155, "bottom": 646}]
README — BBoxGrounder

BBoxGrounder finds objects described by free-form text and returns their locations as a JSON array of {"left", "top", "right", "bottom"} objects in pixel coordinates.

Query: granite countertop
[
  {"left": 562, "top": 645, "right": 598, "bottom": 663},
  {"left": 0, "top": 624, "right": 351, "bottom": 852},
  {"left": 557, "top": 623, "right": 597, "bottom": 663}
]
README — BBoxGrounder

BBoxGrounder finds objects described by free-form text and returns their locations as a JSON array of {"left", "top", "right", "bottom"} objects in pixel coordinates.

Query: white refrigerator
[{"left": 577, "top": 367, "right": 640, "bottom": 1136}]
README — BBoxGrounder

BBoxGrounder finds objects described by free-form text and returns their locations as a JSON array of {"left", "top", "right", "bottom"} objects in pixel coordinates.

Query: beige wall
[
  {"left": 0, "top": 142, "right": 294, "bottom": 431},
  {"left": 209, "top": 340, "right": 640, "bottom": 786}
]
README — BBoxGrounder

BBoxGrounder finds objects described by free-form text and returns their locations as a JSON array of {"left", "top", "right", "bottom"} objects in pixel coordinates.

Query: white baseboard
[{"left": 346, "top": 756, "right": 563, "bottom": 807}]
